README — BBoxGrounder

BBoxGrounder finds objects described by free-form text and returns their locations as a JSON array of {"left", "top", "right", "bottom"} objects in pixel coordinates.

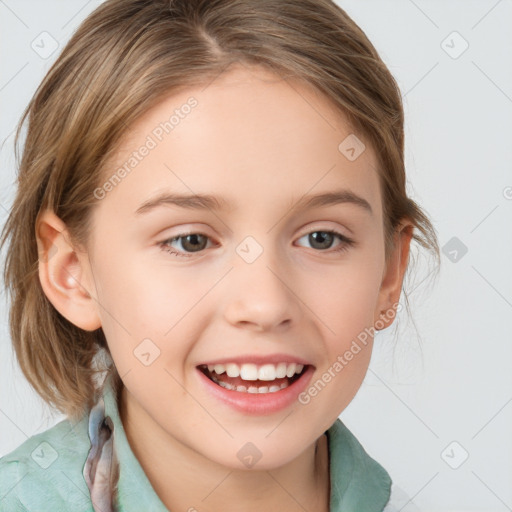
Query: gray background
[{"left": 1, "top": 1, "right": 511, "bottom": 510}]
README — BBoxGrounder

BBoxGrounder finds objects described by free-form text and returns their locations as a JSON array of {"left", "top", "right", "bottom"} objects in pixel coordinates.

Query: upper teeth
[{"left": 207, "top": 363, "right": 304, "bottom": 381}]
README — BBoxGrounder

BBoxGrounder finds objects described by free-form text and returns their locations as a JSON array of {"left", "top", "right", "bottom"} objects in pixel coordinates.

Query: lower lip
[{"left": 196, "top": 365, "right": 315, "bottom": 415}]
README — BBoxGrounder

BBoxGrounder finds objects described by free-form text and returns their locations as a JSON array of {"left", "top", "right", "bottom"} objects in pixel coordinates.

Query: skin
[{"left": 36, "top": 62, "right": 412, "bottom": 511}]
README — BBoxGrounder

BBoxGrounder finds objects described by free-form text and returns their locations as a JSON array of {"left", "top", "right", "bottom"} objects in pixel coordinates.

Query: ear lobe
[
  {"left": 373, "top": 221, "right": 414, "bottom": 330},
  {"left": 36, "top": 209, "right": 102, "bottom": 331}
]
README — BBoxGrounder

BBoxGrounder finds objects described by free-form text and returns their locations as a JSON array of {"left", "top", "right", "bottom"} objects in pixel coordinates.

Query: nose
[{"left": 221, "top": 250, "right": 301, "bottom": 333}]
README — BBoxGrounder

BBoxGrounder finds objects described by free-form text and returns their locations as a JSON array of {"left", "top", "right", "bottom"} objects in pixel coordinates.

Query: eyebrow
[{"left": 135, "top": 189, "right": 373, "bottom": 216}]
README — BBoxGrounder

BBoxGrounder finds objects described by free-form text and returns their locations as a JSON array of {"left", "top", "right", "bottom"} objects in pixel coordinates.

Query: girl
[{"left": 0, "top": 0, "right": 440, "bottom": 510}]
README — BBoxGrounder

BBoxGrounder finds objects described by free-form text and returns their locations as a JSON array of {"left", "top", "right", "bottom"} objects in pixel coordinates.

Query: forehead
[{"left": 97, "top": 63, "right": 382, "bottom": 222}]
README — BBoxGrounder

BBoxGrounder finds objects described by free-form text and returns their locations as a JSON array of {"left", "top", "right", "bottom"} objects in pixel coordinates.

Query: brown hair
[{"left": 1, "top": 0, "right": 440, "bottom": 422}]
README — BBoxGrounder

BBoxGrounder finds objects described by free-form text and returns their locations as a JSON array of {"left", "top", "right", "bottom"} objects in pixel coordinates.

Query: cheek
[
  {"left": 306, "top": 255, "right": 383, "bottom": 338},
  {"left": 95, "top": 257, "right": 187, "bottom": 329},
  {"left": 302, "top": 252, "right": 382, "bottom": 412},
  {"left": 93, "top": 259, "right": 213, "bottom": 370}
]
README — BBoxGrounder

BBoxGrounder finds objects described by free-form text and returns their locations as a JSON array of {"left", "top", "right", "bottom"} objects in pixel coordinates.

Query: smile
[{"left": 198, "top": 362, "right": 307, "bottom": 394}]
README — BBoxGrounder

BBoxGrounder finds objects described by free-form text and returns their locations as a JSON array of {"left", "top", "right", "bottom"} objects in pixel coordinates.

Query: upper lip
[{"left": 197, "top": 354, "right": 312, "bottom": 367}]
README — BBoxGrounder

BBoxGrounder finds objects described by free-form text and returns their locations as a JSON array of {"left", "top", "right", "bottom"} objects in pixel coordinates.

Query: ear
[
  {"left": 373, "top": 220, "right": 414, "bottom": 330},
  {"left": 35, "top": 209, "right": 102, "bottom": 331}
]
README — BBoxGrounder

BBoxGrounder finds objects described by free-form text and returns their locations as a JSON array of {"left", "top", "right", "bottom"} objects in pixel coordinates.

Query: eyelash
[{"left": 158, "top": 229, "right": 355, "bottom": 258}]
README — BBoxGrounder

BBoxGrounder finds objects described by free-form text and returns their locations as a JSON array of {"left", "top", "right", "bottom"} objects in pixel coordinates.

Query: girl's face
[{"left": 74, "top": 63, "right": 406, "bottom": 469}]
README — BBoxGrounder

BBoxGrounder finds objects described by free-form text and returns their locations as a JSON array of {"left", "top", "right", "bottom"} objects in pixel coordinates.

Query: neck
[{"left": 120, "top": 386, "right": 330, "bottom": 512}]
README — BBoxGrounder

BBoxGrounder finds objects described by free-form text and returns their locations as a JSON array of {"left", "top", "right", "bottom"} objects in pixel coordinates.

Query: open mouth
[{"left": 197, "top": 362, "right": 308, "bottom": 394}]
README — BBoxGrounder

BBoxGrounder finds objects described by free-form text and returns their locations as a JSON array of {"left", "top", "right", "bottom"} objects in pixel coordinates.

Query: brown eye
[
  {"left": 159, "top": 232, "right": 212, "bottom": 258},
  {"left": 177, "top": 234, "right": 208, "bottom": 252},
  {"left": 296, "top": 230, "right": 354, "bottom": 254}
]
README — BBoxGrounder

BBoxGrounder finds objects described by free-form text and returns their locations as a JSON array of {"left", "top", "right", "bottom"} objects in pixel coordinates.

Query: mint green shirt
[{"left": 0, "top": 375, "right": 392, "bottom": 511}]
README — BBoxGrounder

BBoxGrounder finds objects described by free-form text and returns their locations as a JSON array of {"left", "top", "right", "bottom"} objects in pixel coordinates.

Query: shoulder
[{"left": 0, "top": 416, "right": 95, "bottom": 511}]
